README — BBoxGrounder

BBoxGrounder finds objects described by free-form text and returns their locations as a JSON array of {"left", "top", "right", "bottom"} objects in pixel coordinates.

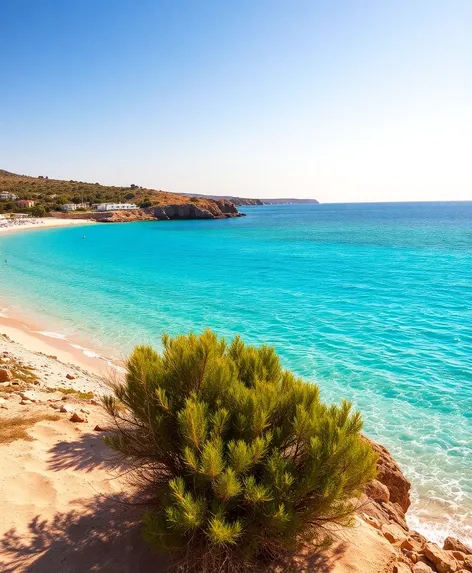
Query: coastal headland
[{"left": 0, "top": 169, "right": 245, "bottom": 223}]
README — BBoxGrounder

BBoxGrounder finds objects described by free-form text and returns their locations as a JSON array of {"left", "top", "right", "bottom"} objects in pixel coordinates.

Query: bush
[{"left": 104, "top": 331, "right": 376, "bottom": 571}]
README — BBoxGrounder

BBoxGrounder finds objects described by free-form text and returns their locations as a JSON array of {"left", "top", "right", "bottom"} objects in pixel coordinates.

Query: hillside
[{"left": 0, "top": 171, "right": 242, "bottom": 220}]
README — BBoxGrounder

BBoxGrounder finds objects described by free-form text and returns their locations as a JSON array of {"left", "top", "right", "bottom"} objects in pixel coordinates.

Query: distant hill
[
  {"left": 182, "top": 193, "right": 319, "bottom": 206},
  {"left": 0, "top": 170, "right": 239, "bottom": 215}
]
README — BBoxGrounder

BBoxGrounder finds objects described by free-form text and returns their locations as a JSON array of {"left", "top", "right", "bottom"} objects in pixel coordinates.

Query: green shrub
[{"left": 104, "top": 330, "right": 376, "bottom": 571}]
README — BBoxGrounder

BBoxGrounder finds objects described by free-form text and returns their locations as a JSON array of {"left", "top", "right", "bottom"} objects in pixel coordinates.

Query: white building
[
  {"left": 61, "top": 204, "right": 77, "bottom": 212},
  {"left": 0, "top": 192, "right": 19, "bottom": 200},
  {"left": 96, "top": 203, "right": 138, "bottom": 211},
  {"left": 61, "top": 203, "right": 89, "bottom": 211}
]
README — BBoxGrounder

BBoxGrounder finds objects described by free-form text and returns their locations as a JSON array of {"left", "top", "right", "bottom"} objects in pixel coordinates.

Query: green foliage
[
  {"left": 31, "top": 204, "right": 46, "bottom": 217},
  {"left": 105, "top": 330, "right": 377, "bottom": 571}
]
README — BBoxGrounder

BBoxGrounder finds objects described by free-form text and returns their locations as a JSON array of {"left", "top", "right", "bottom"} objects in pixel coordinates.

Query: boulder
[
  {"left": 365, "top": 479, "right": 390, "bottom": 502},
  {"left": 444, "top": 538, "right": 472, "bottom": 556},
  {"left": 367, "top": 439, "right": 411, "bottom": 512},
  {"left": 0, "top": 368, "right": 11, "bottom": 382},
  {"left": 382, "top": 522, "right": 408, "bottom": 545},
  {"left": 424, "top": 542, "right": 458, "bottom": 573},
  {"left": 402, "top": 537, "right": 425, "bottom": 553}
]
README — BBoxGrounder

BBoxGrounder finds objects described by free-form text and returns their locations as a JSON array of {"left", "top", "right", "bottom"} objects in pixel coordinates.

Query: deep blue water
[{"left": 1, "top": 202, "right": 471, "bottom": 541}]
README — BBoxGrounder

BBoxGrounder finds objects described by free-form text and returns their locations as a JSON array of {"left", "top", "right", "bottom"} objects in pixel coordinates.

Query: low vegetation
[
  {"left": 0, "top": 413, "right": 60, "bottom": 444},
  {"left": 104, "top": 330, "right": 377, "bottom": 571},
  {"left": 0, "top": 169, "right": 220, "bottom": 215}
]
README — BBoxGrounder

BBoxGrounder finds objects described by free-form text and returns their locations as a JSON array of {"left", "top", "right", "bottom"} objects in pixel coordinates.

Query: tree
[
  {"left": 104, "top": 330, "right": 377, "bottom": 572},
  {"left": 31, "top": 204, "right": 46, "bottom": 217}
]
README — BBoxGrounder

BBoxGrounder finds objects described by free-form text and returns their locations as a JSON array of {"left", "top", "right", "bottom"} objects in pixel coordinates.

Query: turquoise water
[{"left": 1, "top": 202, "right": 471, "bottom": 541}]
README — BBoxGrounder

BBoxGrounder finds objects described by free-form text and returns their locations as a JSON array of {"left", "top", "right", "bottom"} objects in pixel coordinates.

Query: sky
[{"left": 1, "top": 0, "right": 471, "bottom": 203}]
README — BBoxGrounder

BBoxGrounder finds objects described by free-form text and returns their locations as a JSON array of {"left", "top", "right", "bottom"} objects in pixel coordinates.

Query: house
[
  {"left": 61, "top": 203, "right": 89, "bottom": 212},
  {"left": 0, "top": 192, "right": 18, "bottom": 200},
  {"left": 17, "top": 200, "right": 35, "bottom": 208},
  {"left": 96, "top": 203, "right": 138, "bottom": 211}
]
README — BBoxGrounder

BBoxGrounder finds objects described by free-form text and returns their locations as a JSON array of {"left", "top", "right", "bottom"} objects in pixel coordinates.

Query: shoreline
[
  {"left": 0, "top": 313, "right": 121, "bottom": 381},
  {"left": 0, "top": 216, "right": 95, "bottom": 235}
]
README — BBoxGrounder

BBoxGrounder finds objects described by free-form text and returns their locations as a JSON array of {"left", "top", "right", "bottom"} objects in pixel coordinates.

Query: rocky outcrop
[
  {"left": 358, "top": 439, "right": 472, "bottom": 573},
  {"left": 368, "top": 439, "right": 411, "bottom": 512}
]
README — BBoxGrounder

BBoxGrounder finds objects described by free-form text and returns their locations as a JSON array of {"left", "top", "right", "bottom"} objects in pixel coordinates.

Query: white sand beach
[{"left": 0, "top": 217, "right": 94, "bottom": 235}]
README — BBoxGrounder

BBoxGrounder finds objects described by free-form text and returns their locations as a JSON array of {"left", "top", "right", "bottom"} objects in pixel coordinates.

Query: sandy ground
[{"left": 0, "top": 217, "right": 94, "bottom": 235}]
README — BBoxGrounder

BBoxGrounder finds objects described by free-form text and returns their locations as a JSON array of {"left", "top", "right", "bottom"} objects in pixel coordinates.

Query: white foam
[{"left": 37, "top": 330, "right": 68, "bottom": 340}]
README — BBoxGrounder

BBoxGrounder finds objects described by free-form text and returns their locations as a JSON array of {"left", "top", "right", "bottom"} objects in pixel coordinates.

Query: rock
[
  {"left": 93, "top": 425, "right": 105, "bottom": 431},
  {"left": 367, "top": 439, "right": 411, "bottom": 512},
  {"left": 365, "top": 479, "right": 390, "bottom": 502},
  {"left": 70, "top": 412, "right": 87, "bottom": 423},
  {"left": 382, "top": 522, "right": 408, "bottom": 545},
  {"left": 444, "top": 538, "right": 472, "bottom": 556},
  {"left": 60, "top": 404, "right": 73, "bottom": 413},
  {"left": 381, "top": 501, "right": 409, "bottom": 530},
  {"left": 463, "top": 555, "right": 472, "bottom": 571},
  {"left": 0, "top": 368, "right": 12, "bottom": 382},
  {"left": 424, "top": 542, "right": 458, "bottom": 573},
  {"left": 413, "top": 563, "right": 434, "bottom": 573},
  {"left": 19, "top": 390, "right": 42, "bottom": 403},
  {"left": 80, "top": 408, "right": 90, "bottom": 414},
  {"left": 394, "top": 562, "right": 412, "bottom": 573},
  {"left": 402, "top": 537, "right": 425, "bottom": 552},
  {"left": 361, "top": 513, "right": 382, "bottom": 529},
  {"left": 402, "top": 548, "right": 418, "bottom": 563},
  {"left": 19, "top": 399, "right": 31, "bottom": 405},
  {"left": 66, "top": 373, "right": 76, "bottom": 380},
  {"left": 49, "top": 403, "right": 60, "bottom": 410},
  {"left": 90, "top": 399, "right": 100, "bottom": 406}
]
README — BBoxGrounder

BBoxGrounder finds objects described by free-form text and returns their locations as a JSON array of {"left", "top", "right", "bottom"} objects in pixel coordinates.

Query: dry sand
[{"left": 0, "top": 217, "right": 94, "bottom": 235}]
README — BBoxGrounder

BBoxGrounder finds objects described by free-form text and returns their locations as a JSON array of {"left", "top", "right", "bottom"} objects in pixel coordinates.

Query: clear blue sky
[{"left": 1, "top": 0, "right": 471, "bottom": 202}]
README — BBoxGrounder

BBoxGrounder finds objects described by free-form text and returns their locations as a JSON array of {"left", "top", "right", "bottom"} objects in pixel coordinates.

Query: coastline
[{"left": 0, "top": 216, "right": 95, "bottom": 235}]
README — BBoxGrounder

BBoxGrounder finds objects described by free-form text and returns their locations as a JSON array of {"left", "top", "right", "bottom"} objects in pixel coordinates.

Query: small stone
[
  {"left": 444, "top": 538, "right": 472, "bottom": 556},
  {"left": 382, "top": 522, "right": 408, "bottom": 545},
  {"left": 93, "top": 425, "right": 105, "bottom": 431},
  {"left": 66, "top": 374, "right": 76, "bottom": 380},
  {"left": 49, "top": 403, "right": 60, "bottom": 410},
  {"left": 60, "top": 404, "right": 73, "bottom": 413},
  {"left": 424, "top": 542, "right": 458, "bottom": 573},
  {"left": 365, "top": 479, "right": 390, "bottom": 502},
  {"left": 90, "top": 399, "right": 100, "bottom": 406},
  {"left": 19, "top": 399, "right": 31, "bottom": 405},
  {"left": 393, "top": 562, "right": 412, "bottom": 573},
  {"left": 70, "top": 412, "right": 87, "bottom": 423},
  {"left": 80, "top": 408, "right": 90, "bottom": 414}
]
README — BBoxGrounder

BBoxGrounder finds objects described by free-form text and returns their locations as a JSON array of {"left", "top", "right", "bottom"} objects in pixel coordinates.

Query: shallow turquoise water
[{"left": 1, "top": 202, "right": 471, "bottom": 541}]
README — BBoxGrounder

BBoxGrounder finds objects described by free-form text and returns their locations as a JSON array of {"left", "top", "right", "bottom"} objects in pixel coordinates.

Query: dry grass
[
  {"left": 0, "top": 414, "right": 60, "bottom": 444},
  {"left": 48, "top": 387, "right": 94, "bottom": 400}
]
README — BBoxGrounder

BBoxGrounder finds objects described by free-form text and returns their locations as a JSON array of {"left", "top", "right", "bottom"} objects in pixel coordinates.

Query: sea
[{"left": 0, "top": 201, "right": 471, "bottom": 542}]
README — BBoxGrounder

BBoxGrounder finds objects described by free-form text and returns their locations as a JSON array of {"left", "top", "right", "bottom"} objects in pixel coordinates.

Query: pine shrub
[{"left": 104, "top": 330, "right": 377, "bottom": 571}]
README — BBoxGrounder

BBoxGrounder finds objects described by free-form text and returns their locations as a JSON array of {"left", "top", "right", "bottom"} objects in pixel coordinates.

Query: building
[
  {"left": 17, "top": 200, "right": 35, "bottom": 208},
  {"left": 96, "top": 203, "right": 137, "bottom": 211},
  {"left": 61, "top": 203, "right": 89, "bottom": 212},
  {"left": 0, "top": 192, "right": 18, "bottom": 200}
]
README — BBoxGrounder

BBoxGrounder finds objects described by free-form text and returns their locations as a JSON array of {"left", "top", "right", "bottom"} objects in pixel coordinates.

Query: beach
[{"left": 0, "top": 216, "right": 95, "bottom": 235}]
